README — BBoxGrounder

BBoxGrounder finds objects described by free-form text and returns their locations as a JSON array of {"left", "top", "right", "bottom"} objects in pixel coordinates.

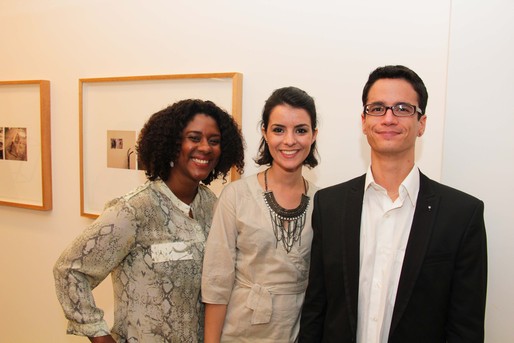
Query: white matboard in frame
[
  {"left": 79, "top": 72, "right": 242, "bottom": 218},
  {"left": 0, "top": 80, "right": 52, "bottom": 210}
]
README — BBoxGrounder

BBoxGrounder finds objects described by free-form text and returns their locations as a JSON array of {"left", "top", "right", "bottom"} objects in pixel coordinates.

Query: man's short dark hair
[{"left": 362, "top": 65, "right": 428, "bottom": 118}]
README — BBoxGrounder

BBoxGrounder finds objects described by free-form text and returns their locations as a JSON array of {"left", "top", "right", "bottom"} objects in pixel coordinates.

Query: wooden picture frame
[
  {"left": 0, "top": 80, "right": 52, "bottom": 210},
  {"left": 79, "top": 72, "right": 242, "bottom": 218}
]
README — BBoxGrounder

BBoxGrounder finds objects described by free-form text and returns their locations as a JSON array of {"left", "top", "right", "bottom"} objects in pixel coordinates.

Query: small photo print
[
  {"left": 0, "top": 127, "right": 4, "bottom": 160},
  {"left": 107, "top": 130, "right": 137, "bottom": 169},
  {"left": 4, "top": 127, "right": 28, "bottom": 161},
  {"left": 110, "top": 138, "right": 124, "bottom": 149}
]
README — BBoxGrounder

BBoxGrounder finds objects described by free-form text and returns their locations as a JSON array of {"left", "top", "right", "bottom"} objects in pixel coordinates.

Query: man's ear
[{"left": 417, "top": 114, "right": 427, "bottom": 137}]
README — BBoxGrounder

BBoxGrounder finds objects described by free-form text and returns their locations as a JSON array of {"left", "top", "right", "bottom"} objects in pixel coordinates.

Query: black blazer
[{"left": 299, "top": 171, "right": 487, "bottom": 343}]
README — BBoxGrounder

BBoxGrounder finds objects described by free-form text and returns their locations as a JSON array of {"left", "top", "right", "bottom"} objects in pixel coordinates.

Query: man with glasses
[{"left": 299, "top": 65, "right": 487, "bottom": 343}]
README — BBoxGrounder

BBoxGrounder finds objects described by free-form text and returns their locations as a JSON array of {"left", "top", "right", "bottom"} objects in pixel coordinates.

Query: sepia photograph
[
  {"left": 0, "top": 127, "right": 4, "bottom": 159},
  {"left": 106, "top": 130, "right": 137, "bottom": 169},
  {"left": 4, "top": 127, "right": 27, "bottom": 161}
]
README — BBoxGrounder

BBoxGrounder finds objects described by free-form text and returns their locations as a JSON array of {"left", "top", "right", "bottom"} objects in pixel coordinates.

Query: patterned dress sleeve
[{"left": 53, "top": 198, "right": 138, "bottom": 337}]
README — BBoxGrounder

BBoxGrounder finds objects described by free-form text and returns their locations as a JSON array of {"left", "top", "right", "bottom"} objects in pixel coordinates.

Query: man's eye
[{"left": 369, "top": 106, "right": 384, "bottom": 113}]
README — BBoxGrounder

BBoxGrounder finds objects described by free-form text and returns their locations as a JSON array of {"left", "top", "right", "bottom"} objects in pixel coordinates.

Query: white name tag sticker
[{"left": 151, "top": 242, "right": 193, "bottom": 262}]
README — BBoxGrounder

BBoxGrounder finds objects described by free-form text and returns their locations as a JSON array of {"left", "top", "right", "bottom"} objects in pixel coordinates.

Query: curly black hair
[
  {"left": 255, "top": 86, "right": 319, "bottom": 168},
  {"left": 137, "top": 99, "right": 245, "bottom": 185}
]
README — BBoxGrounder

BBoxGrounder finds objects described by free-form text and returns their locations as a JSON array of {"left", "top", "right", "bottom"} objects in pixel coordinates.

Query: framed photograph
[
  {"left": 0, "top": 80, "right": 52, "bottom": 210},
  {"left": 80, "top": 72, "right": 242, "bottom": 218}
]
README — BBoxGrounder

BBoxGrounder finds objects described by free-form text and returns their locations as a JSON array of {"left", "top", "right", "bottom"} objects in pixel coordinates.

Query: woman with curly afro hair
[{"left": 54, "top": 99, "right": 245, "bottom": 343}]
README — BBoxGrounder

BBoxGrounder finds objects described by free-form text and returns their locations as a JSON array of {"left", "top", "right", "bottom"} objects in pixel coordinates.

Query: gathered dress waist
[{"left": 235, "top": 275, "right": 307, "bottom": 324}]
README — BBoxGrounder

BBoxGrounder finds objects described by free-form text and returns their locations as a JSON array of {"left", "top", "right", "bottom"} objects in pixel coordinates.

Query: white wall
[
  {"left": 443, "top": 1, "right": 514, "bottom": 342},
  {"left": 0, "top": 0, "right": 511, "bottom": 342}
]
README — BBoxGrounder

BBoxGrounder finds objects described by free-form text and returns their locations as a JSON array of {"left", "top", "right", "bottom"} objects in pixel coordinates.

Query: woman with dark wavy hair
[
  {"left": 202, "top": 87, "right": 319, "bottom": 343},
  {"left": 54, "top": 99, "right": 245, "bottom": 343}
]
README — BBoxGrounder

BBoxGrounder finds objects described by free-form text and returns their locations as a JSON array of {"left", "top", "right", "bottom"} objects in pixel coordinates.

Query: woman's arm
[
  {"left": 204, "top": 303, "right": 228, "bottom": 343},
  {"left": 89, "top": 335, "right": 116, "bottom": 343},
  {"left": 53, "top": 200, "right": 137, "bottom": 338},
  {"left": 202, "top": 183, "right": 238, "bottom": 342}
]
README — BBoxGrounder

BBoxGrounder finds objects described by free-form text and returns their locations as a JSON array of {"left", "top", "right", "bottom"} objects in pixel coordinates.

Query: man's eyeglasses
[{"left": 364, "top": 103, "right": 423, "bottom": 117}]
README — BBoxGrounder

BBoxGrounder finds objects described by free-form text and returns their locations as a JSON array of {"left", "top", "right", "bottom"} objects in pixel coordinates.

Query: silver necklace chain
[{"left": 263, "top": 169, "right": 310, "bottom": 253}]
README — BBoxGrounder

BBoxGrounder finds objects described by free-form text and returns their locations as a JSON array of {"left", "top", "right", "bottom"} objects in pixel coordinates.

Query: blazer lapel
[
  {"left": 389, "top": 172, "right": 440, "bottom": 334},
  {"left": 341, "top": 175, "right": 366, "bottom": 335}
]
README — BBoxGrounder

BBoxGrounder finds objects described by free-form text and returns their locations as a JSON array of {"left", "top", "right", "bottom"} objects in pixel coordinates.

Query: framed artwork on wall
[
  {"left": 0, "top": 80, "right": 52, "bottom": 210},
  {"left": 79, "top": 72, "right": 242, "bottom": 218}
]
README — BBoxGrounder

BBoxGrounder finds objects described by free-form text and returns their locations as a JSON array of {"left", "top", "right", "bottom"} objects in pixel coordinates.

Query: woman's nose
[{"left": 284, "top": 131, "right": 295, "bottom": 145}]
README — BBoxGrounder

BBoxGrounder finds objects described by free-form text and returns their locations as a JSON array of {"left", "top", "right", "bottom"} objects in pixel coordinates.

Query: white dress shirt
[{"left": 357, "top": 165, "right": 420, "bottom": 343}]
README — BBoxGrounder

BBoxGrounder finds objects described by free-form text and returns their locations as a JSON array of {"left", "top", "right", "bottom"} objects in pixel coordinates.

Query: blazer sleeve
[
  {"left": 299, "top": 191, "right": 326, "bottom": 343},
  {"left": 446, "top": 199, "right": 487, "bottom": 342}
]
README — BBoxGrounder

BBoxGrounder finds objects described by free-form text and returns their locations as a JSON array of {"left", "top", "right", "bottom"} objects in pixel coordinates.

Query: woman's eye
[
  {"left": 187, "top": 135, "right": 201, "bottom": 142},
  {"left": 208, "top": 138, "right": 221, "bottom": 146},
  {"left": 296, "top": 127, "right": 308, "bottom": 134},
  {"left": 271, "top": 127, "right": 284, "bottom": 133}
]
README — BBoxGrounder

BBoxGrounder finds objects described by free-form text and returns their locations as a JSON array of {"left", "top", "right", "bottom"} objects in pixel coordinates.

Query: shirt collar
[
  {"left": 365, "top": 164, "right": 420, "bottom": 206},
  {"left": 156, "top": 179, "right": 192, "bottom": 215}
]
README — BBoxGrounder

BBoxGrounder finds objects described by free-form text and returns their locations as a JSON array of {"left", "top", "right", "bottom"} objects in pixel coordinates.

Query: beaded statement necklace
[{"left": 263, "top": 169, "right": 310, "bottom": 253}]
